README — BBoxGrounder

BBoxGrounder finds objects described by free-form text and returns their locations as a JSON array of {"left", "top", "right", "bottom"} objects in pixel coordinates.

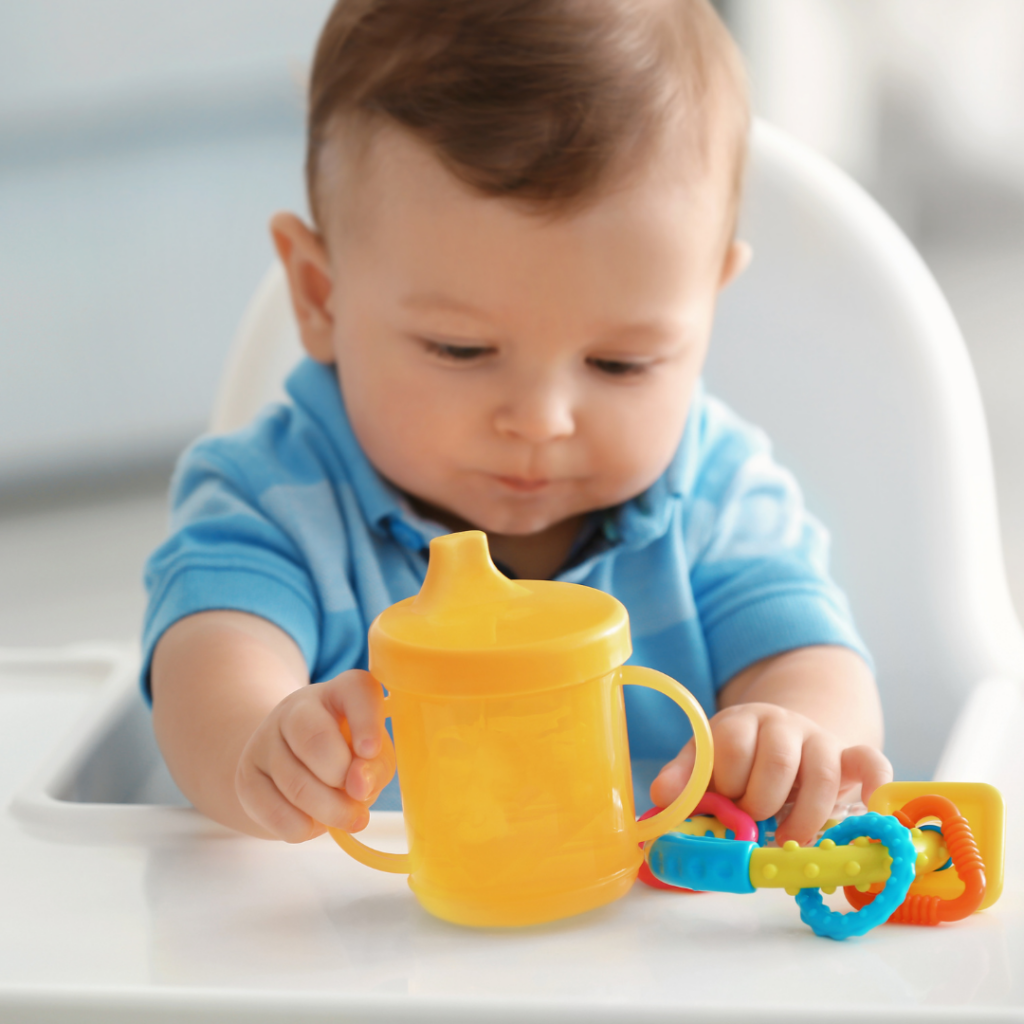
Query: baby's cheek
[{"left": 590, "top": 401, "right": 688, "bottom": 500}]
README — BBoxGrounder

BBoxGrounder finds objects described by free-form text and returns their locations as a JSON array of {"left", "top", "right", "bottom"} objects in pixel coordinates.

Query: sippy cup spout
[
  {"left": 413, "top": 531, "right": 528, "bottom": 616},
  {"left": 371, "top": 528, "right": 633, "bottom": 695}
]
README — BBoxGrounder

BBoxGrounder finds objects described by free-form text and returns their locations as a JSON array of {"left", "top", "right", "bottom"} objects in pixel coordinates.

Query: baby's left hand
[{"left": 650, "top": 701, "right": 893, "bottom": 846}]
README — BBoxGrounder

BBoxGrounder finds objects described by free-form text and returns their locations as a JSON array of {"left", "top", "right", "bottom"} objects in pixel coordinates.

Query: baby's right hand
[{"left": 235, "top": 669, "right": 395, "bottom": 843}]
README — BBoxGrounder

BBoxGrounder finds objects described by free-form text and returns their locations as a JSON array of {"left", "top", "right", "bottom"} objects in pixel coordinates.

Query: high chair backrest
[{"left": 210, "top": 122, "right": 1024, "bottom": 781}]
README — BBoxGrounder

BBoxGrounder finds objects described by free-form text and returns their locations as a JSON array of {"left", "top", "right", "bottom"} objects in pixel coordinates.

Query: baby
[{"left": 145, "top": 0, "right": 891, "bottom": 849}]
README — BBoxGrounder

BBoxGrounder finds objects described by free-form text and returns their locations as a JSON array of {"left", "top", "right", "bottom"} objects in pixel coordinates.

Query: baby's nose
[{"left": 493, "top": 385, "right": 575, "bottom": 443}]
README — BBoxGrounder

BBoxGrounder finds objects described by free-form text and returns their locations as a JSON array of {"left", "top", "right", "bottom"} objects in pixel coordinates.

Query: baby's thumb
[{"left": 650, "top": 740, "right": 697, "bottom": 807}]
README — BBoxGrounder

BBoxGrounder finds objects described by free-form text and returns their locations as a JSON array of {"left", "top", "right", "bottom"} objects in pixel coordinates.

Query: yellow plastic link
[
  {"left": 684, "top": 813, "right": 946, "bottom": 894},
  {"left": 673, "top": 814, "right": 730, "bottom": 839},
  {"left": 750, "top": 837, "right": 893, "bottom": 891},
  {"left": 910, "top": 826, "right": 949, "bottom": 876}
]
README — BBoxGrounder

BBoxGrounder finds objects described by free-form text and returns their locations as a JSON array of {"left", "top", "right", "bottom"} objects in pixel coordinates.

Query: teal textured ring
[{"left": 794, "top": 812, "right": 916, "bottom": 939}]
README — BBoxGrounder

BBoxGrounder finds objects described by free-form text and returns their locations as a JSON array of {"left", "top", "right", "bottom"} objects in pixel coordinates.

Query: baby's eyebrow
[
  {"left": 594, "top": 321, "right": 684, "bottom": 347},
  {"left": 400, "top": 292, "right": 494, "bottom": 322}
]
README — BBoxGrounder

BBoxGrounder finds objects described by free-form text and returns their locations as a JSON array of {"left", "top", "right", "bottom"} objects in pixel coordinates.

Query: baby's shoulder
[
  {"left": 177, "top": 397, "right": 348, "bottom": 503},
  {"left": 166, "top": 398, "right": 370, "bottom": 586}
]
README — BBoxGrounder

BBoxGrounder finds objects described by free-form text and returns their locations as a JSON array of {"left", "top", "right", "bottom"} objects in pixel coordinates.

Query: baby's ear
[
  {"left": 719, "top": 239, "right": 752, "bottom": 290},
  {"left": 270, "top": 212, "right": 336, "bottom": 364}
]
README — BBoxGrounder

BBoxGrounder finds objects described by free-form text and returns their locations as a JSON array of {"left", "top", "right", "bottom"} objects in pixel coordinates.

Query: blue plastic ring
[{"left": 793, "top": 812, "right": 916, "bottom": 940}]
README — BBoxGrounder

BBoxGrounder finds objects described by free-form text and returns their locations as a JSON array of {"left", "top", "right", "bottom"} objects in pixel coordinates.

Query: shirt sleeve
[
  {"left": 684, "top": 395, "right": 872, "bottom": 688},
  {"left": 141, "top": 434, "right": 346, "bottom": 702}
]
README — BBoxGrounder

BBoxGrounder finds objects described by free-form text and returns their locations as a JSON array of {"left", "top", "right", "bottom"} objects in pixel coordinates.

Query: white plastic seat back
[
  {"left": 211, "top": 122, "right": 1024, "bottom": 780},
  {"left": 210, "top": 266, "right": 304, "bottom": 433}
]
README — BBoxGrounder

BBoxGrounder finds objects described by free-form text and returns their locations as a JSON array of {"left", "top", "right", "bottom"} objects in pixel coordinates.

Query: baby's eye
[
  {"left": 587, "top": 357, "right": 648, "bottom": 377},
  {"left": 423, "top": 339, "right": 494, "bottom": 362}
]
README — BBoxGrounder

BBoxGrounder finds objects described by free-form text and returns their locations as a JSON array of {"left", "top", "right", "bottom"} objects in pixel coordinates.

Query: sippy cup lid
[{"left": 369, "top": 531, "right": 631, "bottom": 696}]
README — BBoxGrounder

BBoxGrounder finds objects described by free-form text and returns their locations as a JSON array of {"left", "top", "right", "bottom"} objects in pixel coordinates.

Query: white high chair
[
  {"left": 211, "top": 121, "right": 1024, "bottom": 783},
  {"left": 4, "top": 117, "right": 1024, "bottom": 1024}
]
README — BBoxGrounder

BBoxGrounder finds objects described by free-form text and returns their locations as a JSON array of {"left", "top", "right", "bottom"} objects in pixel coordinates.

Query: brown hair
[{"left": 305, "top": 0, "right": 748, "bottom": 224}]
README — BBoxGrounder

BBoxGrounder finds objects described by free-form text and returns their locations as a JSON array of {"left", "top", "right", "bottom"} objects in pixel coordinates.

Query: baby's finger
[
  {"left": 236, "top": 759, "right": 324, "bottom": 843},
  {"left": 709, "top": 709, "right": 757, "bottom": 801},
  {"left": 321, "top": 669, "right": 386, "bottom": 760},
  {"left": 840, "top": 745, "right": 893, "bottom": 804},
  {"left": 776, "top": 732, "right": 841, "bottom": 845},
  {"left": 738, "top": 716, "right": 801, "bottom": 822},
  {"left": 279, "top": 691, "right": 353, "bottom": 789},
  {"left": 344, "top": 733, "right": 398, "bottom": 803},
  {"left": 263, "top": 735, "right": 370, "bottom": 835},
  {"left": 650, "top": 739, "right": 696, "bottom": 807}
]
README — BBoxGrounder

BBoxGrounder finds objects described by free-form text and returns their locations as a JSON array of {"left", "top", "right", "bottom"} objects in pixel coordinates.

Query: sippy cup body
[
  {"left": 329, "top": 531, "right": 712, "bottom": 927},
  {"left": 391, "top": 671, "right": 638, "bottom": 925}
]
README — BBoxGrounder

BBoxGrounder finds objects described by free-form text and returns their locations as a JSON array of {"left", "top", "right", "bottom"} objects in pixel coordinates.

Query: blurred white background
[
  {"left": 1, "top": 0, "right": 1022, "bottom": 689},
  {"left": 727, "top": 0, "right": 1024, "bottom": 628},
  {"left": 0, "top": 0, "right": 332, "bottom": 488}
]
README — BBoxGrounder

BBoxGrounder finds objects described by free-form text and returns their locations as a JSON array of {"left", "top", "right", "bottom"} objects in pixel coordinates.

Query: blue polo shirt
[{"left": 143, "top": 358, "right": 869, "bottom": 762}]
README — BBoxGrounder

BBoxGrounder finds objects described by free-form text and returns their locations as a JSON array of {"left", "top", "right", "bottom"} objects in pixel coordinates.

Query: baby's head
[{"left": 273, "top": 0, "right": 750, "bottom": 549}]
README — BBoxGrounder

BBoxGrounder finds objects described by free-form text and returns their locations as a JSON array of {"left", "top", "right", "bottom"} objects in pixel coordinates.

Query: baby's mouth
[{"left": 492, "top": 475, "right": 551, "bottom": 493}]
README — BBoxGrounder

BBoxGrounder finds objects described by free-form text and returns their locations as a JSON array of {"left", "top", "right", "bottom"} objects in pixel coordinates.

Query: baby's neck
[{"left": 485, "top": 516, "right": 585, "bottom": 580}]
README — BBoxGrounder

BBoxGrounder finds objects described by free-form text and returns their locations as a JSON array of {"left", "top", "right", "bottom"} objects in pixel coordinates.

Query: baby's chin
[
  {"left": 415, "top": 503, "right": 573, "bottom": 542},
  {"left": 448, "top": 499, "right": 583, "bottom": 538},
  {"left": 404, "top": 483, "right": 610, "bottom": 540}
]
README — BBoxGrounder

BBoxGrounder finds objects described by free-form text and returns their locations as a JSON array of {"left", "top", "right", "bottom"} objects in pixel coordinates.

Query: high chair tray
[
  {"left": 6, "top": 647, "right": 227, "bottom": 843},
  {"left": 2, "top": 650, "right": 1023, "bottom": 1023},
  {"left": 7, "top": 648, "right": 401, "bottom": 844}
]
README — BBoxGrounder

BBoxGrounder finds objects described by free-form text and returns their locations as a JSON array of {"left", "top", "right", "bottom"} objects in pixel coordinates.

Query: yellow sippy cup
[{"left": 329, "top": 530, "right": 713, "bottom": 927}]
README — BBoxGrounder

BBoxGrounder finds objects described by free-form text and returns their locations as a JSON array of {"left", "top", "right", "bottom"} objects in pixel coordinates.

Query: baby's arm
[
  {"left": 151, "top": 610, "right": 394, "bottom": 841},
  {"left": 650, "top": 645, "right": 891, "bottom": 845}
]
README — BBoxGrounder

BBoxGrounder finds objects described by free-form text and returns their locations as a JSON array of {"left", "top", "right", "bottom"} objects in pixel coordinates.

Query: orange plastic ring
[{"left": 844, "top": 794, "right": 986, "bottom": 925}]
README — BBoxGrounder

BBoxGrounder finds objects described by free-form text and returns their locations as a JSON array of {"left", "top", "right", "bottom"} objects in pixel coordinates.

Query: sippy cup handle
[
  {"left": 621, "top": 665, "right": 714, "bottom": 845},
  {"left": 327, "top": 697, "right": 411, "bottom": 874}
]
